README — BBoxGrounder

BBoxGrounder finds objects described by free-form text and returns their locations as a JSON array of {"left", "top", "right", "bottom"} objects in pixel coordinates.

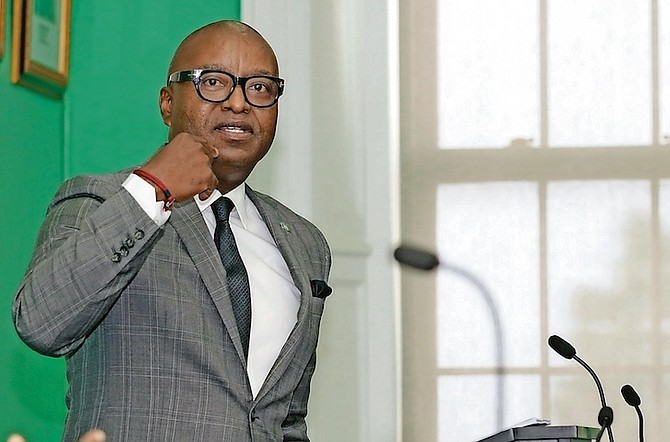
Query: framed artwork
[{"left": 11, "top": 0, "right": 71, "bottom": 98}]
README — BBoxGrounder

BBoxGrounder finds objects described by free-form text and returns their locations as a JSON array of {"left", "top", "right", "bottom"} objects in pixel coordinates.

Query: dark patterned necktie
[{"left": 212, "top": 197, "right": 251, "bottom": 359}]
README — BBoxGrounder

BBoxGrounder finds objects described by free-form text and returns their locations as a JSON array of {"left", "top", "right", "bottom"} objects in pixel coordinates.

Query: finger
[
  {"left": 182, "top": 132, "right": 210, "bottom": 149},
  {"left": 210, "top": 172, "right": 219, "bottom": 190},
  {"left": 198, "top": 189, "right": 214, "bottom": 201},
  {"left": 201, "top": 142, "right": 219, "bottom": 159},
  {"left": 77, "top": 429, "right": 106, "bottom": 442}
]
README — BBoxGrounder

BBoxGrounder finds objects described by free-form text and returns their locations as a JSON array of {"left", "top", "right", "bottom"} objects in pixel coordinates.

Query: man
[{"left": 13, "top": 20, "right": 332, "bottom": 441}]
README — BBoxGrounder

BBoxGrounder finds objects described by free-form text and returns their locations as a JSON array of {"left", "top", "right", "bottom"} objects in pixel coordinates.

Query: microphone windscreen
[
  {"left": 393, "top": 246, "right": 440, "bottom": 271},
  {"left": 548, "top": 335, "right": 577, "bottom": 359},
  {"left": 621, "top": 384, "right": 641, "bottom": 407},
  {"left": 597, "top": 406, "right": 614, "bottom": 426}
]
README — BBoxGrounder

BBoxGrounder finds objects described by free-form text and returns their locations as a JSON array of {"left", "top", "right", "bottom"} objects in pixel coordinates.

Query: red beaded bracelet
[{"left": 132, "top": 169, "right": 175, "bottom": 211}]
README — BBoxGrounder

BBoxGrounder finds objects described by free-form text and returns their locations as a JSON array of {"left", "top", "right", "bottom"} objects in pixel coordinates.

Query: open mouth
[{"left": 214, "top": 122, "right": 253, "bottom": 135}]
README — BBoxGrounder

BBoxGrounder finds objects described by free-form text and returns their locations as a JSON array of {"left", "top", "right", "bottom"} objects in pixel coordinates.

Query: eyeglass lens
[{"left": 197, "top": 72, "right": 281, "bottom": 107}]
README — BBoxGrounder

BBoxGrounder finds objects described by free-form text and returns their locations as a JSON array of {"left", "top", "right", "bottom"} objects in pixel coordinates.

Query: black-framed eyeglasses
[{"left": 167, "top": 69, "right": 285, "bottom": 108}]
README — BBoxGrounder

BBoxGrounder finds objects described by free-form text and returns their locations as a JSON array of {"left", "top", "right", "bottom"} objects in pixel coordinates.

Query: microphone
[
  {"left": 547, "top": 335, "right": 614, "bottom": 442},
  {"left": 621, "top": 384, "right": 644, "bottom": 442},
  {"left": 393, "top": 246, "right": 440, "bottom": 270},
  {"left": 393, "top": 244, "right": 505, "bottom": 431}
]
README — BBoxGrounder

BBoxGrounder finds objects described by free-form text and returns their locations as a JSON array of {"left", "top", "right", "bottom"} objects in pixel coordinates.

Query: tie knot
[{"left": 212, "top": 197, "right": 235, "bottom": 222}]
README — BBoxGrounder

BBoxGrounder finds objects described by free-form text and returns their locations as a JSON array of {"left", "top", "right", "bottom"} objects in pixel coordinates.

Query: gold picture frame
[
  {"left": 11, "top": 0, "right": 71, "bottom": 98},
  {"left": 0, "top": 0, "right": 5, "bottom": 59}
]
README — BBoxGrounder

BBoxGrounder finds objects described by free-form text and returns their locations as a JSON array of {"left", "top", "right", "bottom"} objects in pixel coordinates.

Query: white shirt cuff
[{"left": 122, "top": 173, "right": 171, "bottom": 226}]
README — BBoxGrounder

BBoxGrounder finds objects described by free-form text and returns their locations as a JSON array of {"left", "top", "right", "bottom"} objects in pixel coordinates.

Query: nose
[{"left": 222, "top": 85, "right": 250, "bottom": 113}]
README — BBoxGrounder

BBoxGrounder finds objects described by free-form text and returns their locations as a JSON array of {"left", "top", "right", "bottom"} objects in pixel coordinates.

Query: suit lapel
[
  {"left": 167, "top": 197, "right": 249, "bottom": 366},
  {"left": 246, "top": 189, "right": 315, "bottom": 401},
  {"left": 166, "top": 191, "right": 316, "bottom": 399}
]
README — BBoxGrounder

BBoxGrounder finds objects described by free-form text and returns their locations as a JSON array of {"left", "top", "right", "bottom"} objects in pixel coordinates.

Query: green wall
[{"left": 0, "top": 2, "right": 240, "bottom": 440}]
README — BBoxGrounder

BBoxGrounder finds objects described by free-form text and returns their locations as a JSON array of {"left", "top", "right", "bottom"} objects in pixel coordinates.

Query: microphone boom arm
[
  {"left": 572, "top": 354, "right": 613, "bottom": 442},
  {"left": 394, "top": 246, "right": 506, "bottom": 431},
  {"left": 572, "top": 354, "right": 607, "bottom": 408},
  {"left": 442, "top": 262, "right": 506, "bottom": 431}
]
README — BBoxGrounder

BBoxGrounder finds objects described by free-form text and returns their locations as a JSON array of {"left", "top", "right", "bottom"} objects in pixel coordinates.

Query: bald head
[
  {"left": 158, "top": 19, "right": 282, "bottom": 193},
  {"left": 167, "top": 20, "right": 278, "bottom": 79}
]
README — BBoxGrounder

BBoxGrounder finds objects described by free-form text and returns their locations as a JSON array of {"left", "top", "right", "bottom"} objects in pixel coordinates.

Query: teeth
[{"left": 222, "top": 126, "right": 245, "bottom": 133}]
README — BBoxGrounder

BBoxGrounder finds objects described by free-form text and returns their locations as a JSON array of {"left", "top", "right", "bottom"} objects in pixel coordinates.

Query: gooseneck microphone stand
[
  {"left": 621, "top": 384, "right": 643, "bottom": 442},
  {"left": 394, "top": 245, "right": 506, "bottom": 431},
  {"left": 547, "top": 335, "right": 614, "bottom": 442}
]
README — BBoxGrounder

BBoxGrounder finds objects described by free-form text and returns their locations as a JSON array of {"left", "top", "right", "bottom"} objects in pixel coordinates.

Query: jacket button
[
  {"left": 119, "top": 246, "right": 129, "bottom": 256},
  {"left": 124, "top": 238, "right": 135, "bottom": 248},
  {"left": 134, "top": 229, "right": 145, "bottom": 240},
  {"left": 111, "top": 252, "right": 121, "bottom": 263}
]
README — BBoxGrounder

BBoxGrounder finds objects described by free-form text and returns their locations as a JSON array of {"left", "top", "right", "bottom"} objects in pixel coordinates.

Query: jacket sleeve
[{"left": 12, "top": 176, "right": 162, "bottom": 357}]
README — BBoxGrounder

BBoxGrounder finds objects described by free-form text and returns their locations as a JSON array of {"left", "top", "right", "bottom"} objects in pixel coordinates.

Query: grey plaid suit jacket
[{"left": 12, "top": 170, "right": 332, "bottom": 442}]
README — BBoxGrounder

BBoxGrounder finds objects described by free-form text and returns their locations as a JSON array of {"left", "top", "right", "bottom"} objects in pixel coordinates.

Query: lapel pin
[{"left": 279, "top": 222, "right": 291, "bottom": 232}]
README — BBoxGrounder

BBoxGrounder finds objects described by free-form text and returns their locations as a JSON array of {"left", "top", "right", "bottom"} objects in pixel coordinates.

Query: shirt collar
[{"left": 194, "top": 183, "right": 249, "bottom": 229}]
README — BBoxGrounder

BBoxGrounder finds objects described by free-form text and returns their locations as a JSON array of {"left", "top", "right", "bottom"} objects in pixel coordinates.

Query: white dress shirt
[{"left": 123, "top": 174, "right": 300, "bottom": 398}]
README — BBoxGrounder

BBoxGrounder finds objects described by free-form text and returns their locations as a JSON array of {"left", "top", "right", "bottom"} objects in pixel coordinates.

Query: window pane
[
  {"left": 551, "top": 373, "right": 648, "bottom": 437},
  {"left": 659, "top": 180, "right": 670, "bottom": 366},
  {"left": 548, "top": 0, "right": 652, "bottom": 146},
  {"left": 550, "top": 375, "right": 609, "bottom": 429},
  {"left": 547, "top": 181, "right": 652, "bottom": 366},
  {"left": 438, "top": 375, "right": 541, "bottom": 442},
  {"left": 437, "top": 182, "right": 540, "bottom": 368},
  {"left": 437, "top": 0, "right": 539, "bottom": 149}
]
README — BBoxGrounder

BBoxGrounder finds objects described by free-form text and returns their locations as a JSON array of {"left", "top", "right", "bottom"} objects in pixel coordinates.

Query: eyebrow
[{"left": 198, "top": 64, "right": 278, "bottom": 77}]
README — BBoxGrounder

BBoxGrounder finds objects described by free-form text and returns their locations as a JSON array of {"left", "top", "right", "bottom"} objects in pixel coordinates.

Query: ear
[{"left": 159, "top": 86, "right": 173, "bottom": 127}]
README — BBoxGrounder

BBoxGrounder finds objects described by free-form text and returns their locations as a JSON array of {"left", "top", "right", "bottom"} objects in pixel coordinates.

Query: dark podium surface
[{"left": 477, "top": 424, "right": 600, "bottom": 442}]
